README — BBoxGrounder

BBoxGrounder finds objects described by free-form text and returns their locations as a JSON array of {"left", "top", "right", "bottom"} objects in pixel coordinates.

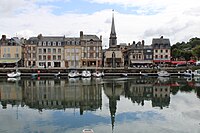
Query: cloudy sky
[{"left": 0, "top": 0, "right": 200, "bottom": 47}]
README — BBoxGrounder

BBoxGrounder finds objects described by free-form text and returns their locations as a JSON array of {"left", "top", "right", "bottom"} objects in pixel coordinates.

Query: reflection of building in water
[
  {"left": 0, "top": 82, "right": 22, "bottom": 109},
  {"left": 23, "top": 79, "right": 102, "bottom": 114},
  {"left": 103, "top": 80, "right": 124, "bottom": 131},
  {"left": 128, "top": 78, "right": 153, "bottom": 106},
  {"left": 152, "top": 84, "right": 170, "bottom": 109}
]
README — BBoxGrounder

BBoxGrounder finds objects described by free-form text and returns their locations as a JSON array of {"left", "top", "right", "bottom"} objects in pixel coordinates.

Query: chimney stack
[
  {"left": 80, "top": 31, "right": 83, "bottom": 40},
  {"left": 2, "top": 35, "right": 6, "bottom": 41}
]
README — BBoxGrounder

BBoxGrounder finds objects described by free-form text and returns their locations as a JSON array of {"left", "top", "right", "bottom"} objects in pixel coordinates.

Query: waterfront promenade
[{"left": 0, "top": 66, "right": 198, "bottom": 77}]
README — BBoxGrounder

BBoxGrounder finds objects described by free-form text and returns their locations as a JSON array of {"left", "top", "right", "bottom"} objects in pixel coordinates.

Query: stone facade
[{"left": 152, "top": 36, "right": 171, "bottom": 65}]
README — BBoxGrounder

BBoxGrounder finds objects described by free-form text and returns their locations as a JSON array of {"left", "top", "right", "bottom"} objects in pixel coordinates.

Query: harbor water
[{"left": 0, "top": 76, "right": 200, "bottom": 133}]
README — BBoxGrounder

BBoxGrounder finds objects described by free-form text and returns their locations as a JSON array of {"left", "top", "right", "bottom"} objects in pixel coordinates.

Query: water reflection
[{"left": 0, "top": 77, "right": 200, "bottom": 132}]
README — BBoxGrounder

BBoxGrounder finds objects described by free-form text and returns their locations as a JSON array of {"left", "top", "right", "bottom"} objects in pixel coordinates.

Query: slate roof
[{"left": 82, "top": 35, "right": 100, "bottom": 41}]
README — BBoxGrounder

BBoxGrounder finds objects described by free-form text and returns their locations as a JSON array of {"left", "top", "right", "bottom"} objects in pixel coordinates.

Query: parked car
[{"left": 195, "top": 61, "right": 200, "bottom": 66}]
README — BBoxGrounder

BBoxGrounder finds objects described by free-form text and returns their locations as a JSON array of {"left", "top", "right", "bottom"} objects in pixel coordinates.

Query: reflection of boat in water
[
  {"left": 193, "top": 69, "right": 200, "bottom": 76},
  {"left": 7, "top": 77, "right": 21, "bottom": 82},
  {"left": 121, "top": 73, "right": 128, "bottom": 77},
  {"left": 183, "top": 69, "right": 194, "bottom": 77},
  {"left": 157, "top": 70, "right": 170, "bottom": 77},
  {"left": 82, "top": 129, "right": 94, "bottom": 133},
  {"left": 157, "top": 77, "right": 170, "bottom": 82},
  {"left": 92, "top": 71, "right": 104, "bottom": 78}
]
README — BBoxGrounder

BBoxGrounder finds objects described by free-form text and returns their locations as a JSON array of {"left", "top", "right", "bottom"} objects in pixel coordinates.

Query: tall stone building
[
  {"left": 152, "top": 36, "right": 171, "bottom": 65},
  {"left": 0, "top": 35, "right": 23, "bottom": 67},
  {"left": 80, "top": 31, "right": 102, "bottom": 68},
  {"left": 104, "top": 10, "right": 124, "bottom": 68}
]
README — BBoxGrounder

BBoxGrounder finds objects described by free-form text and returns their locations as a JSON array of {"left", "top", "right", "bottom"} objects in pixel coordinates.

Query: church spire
[
  {"left": 109, "top": 10, "right": 117, "bottom": 48},
  {"left": 111, "top": 10, "right": 116, "bottom": 35}
]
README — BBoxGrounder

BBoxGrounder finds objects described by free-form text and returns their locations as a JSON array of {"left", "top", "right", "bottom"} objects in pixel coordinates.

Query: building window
[
  {"left": 43, "top": 55, "right": 46, "bottom": 60},
  {"left": 39, "top": 49, "right": 42, "bottom": 54},
  {"left": 58, "top": 55, "right": 61, "bottom": 60},
  {"left": 39, "top": 55, "right": 42, "bottom": 60},
  {"left": 166, "top": 50, "right": 168, "bottom": 53},
  {"left": 48, "top": 55, "right": 51, "bottom": 60},
  {"left": 48, "top": 42, "right": 51, "bottom": 46},
  {"left": 8, "top": 48, "right": 10, "bottom": 52},
  {"left": 58, "top": 42, "right": 61, "bottom": 46},
  {"left": 165, "top": 55, "right": 168, "bottom": 59},
  {"left": 96, "top": 53, "right": 99, "bottom": 58},
  {"left": 53, "top": 42, "right": 56, "bottom": 46},
  {"left": 38, "top": 42, "right": 42, "bottom": 46},
  {"left": 161, "top": 50, "right": 163, "bottom": 53},
  {"left": 155, "top": 55, "right": 158, "bottom": 59},
  {"left": 33, "top": 53, "right": 36, "bottom": 58},
  {"left": 4, "top": 48, "right": 6, "bottom": 52},
  {"left": 53, "top": 48, "right": 56, "bottom": 54},
  {"left": 155, "top": 50, "right": 158, "bottom": 53},
  {"left": 161, "top": 55, "right": 163, "bottom": 59},
  {"left": 58, "top": 48, "right": 61, "bottom": 54},
  {"left": 43, "top": 42, "right": 46, "bottom": 46},
  {"left": 33, "top": 47, "right": 36, "bottom": 51},
  {"left": 53, "top": 55, "right": 56, "bottom": 60},
  {"left": 48, "top": 48, "right": 51, "bottom": 53},
  {"left": 15, "top": 54, "right": 18, "bottom": 58},
  {"left": 43, "top": 49, "right": 46, "bottom": 54},
  {"left": 90, "top": 53, "right": 93, "bottom": 58}
]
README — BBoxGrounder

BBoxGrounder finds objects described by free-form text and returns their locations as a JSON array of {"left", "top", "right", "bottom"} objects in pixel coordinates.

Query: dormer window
[
  {"left": 48, "top": 42, "right": 51, "bottom": 46},
  {"left": 38, "top": 42, "right": 42, "bottom": 46},
  {"left": 43, "top": 42, "right": 46, "bottom": 46},
  {"left": 58, "top": 42, "right": 61, "bottom": 46},
  {"left": 53, "top": 42, "right": 56, "bottom": 46}
]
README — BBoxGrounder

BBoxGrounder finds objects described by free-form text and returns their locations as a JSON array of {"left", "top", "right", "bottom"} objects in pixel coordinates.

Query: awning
[
  {"left": 0, "top": 59, "right": 20, "bottom": 64},
  {"left": 171, "top": 61, "right": 186, "bottom": 64},
  {"left": 131, "top": 60, "right": 153, "bottom": 64},
  {"left": 171, "top": 60, "right": 196, "bottom": 64}
]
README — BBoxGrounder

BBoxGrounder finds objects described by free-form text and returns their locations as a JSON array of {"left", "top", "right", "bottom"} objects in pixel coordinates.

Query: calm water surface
[{"left": 0, "top": 76, "right": 200, "bottom": 133}]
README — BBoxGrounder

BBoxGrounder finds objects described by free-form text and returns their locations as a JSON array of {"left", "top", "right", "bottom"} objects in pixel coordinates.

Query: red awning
[
  {"left": 171, "top": 61, "right": 186, "bottom": 65},
  {"left": 171, "top": 60, "right": 196, "bottom": 64}
]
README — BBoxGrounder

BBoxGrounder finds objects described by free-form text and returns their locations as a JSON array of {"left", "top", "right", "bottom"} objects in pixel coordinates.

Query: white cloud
[{"left": 0, "top": 0, "right": 200, "bottom": 46}]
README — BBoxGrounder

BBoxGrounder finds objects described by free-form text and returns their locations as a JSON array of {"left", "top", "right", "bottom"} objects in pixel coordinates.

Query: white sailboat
[{"left": 7, "top": 63, "right": 21, "bottom": 78}]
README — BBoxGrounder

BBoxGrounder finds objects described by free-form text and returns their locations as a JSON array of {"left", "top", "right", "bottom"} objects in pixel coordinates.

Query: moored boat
[
  {"left": 81, "top": 70, "right": 91, "bottom": 78},
  {"left": 68, "top": 70, "right": 80, "bottom": 78},
  {"left": 92, "top": 71, "right": 104, "bottom": 78},
  {"left": 82, "top": 129, "right": 94, "bottom": 133},
  {"left": 7, "top": 71, "right": 21, "bottom": 78}
]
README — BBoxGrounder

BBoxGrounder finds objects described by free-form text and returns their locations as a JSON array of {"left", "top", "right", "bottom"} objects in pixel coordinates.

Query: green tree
[
  {"left": 192, "top": 45, "right": 200, "bottom": 60},
  {"left": 181, "top": 51, "right": 193, "bottom": 61}
]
